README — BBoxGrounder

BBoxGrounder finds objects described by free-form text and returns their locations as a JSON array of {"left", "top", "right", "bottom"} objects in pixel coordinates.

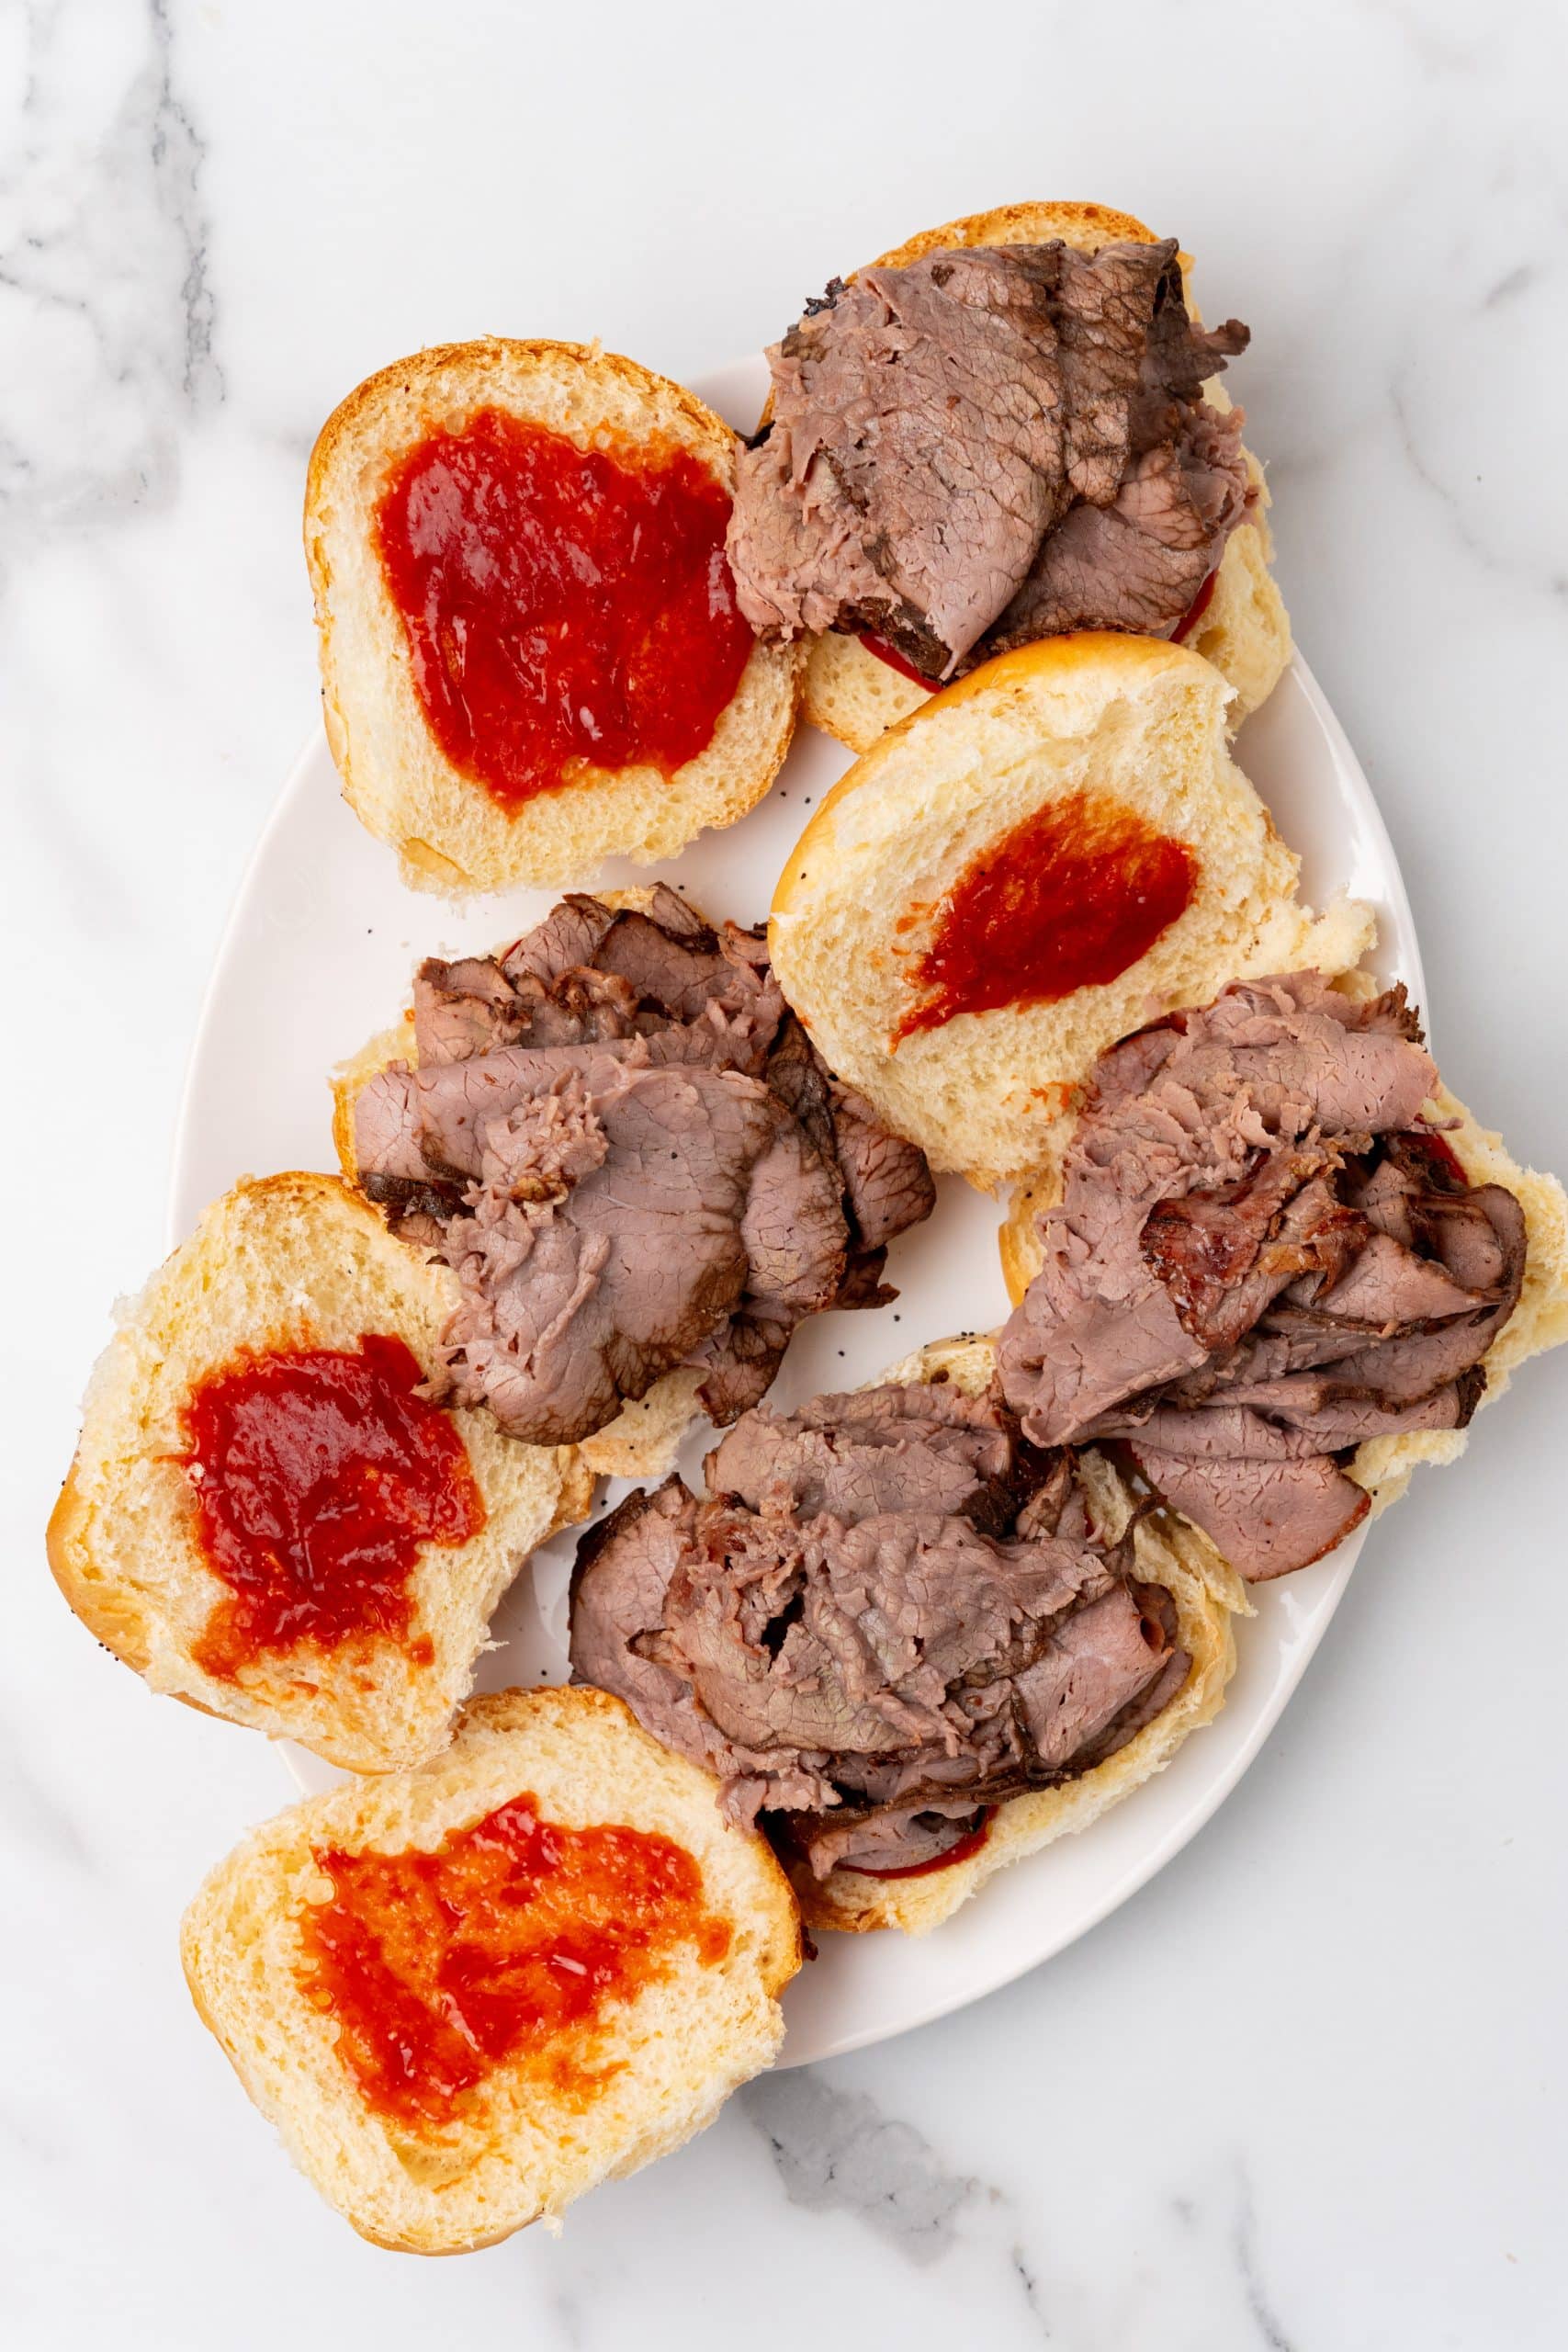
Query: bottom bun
[
  {"left": 786, "top": 1336, "right": 1240, "bottom": 1938},
  {"left": 999, "top": 1085, "right": 1568, "bottom": 1521}
]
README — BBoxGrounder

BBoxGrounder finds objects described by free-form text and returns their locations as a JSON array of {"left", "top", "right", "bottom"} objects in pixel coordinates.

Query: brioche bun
[
  {"left": 181, "top": 1686, "right": 801, "bottom": 2252},
  {"left": 49, "top": 1174, "right": 590, "bottom": 1773},
  {"left": 770, "top": 632, "right": 1371, "bottom": 1189},
  {"left": 307, "top": 339, "right": 801, "bottom": 896}
]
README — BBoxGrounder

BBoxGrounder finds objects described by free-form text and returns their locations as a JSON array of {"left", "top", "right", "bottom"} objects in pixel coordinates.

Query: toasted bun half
[
  {"left": 999, "top": 1082, "right": 1568, "bottom": 1520},
  {"left": 770, "top": 634, "right": 1371, "bottom": 1188},
  {"left": 306, "top": 339, "right": 801, "bottom": 896},
  {"left": 789, "top": 1335, "right": 1240, "bottom": 1938},
  {"left": 181, "top": 1686, "right": 801, "bottom": 2253},
  {"left": 795, "top": 200, "right": 1291, "bottom": 754},
  {"left": 48, "top": 1174, "right": 591, "bottom": 1773},
  {"left": 330, "top": 891, "right": 709, "bottom": 1484}
]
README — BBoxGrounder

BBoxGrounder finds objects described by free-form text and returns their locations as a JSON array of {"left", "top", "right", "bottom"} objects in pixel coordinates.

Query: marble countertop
[{"left": 6, "top": 3, "right": 1566, "bottom": 2345}]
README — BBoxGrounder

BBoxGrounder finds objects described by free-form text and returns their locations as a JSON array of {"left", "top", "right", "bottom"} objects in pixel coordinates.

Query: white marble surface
[{"left": 6, "top": 3, "right": 1567, "bottom": 2344}]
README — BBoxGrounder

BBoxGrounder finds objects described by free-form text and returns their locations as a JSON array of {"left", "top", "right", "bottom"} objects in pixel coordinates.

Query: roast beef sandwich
[
  {"left": 770, "top": 633, "right": 1371, "bottom": 1187},
  {"left": 49, "top": 1175, "right": 591, "bottom": 1772},
  {"left": 570, "top": 1336, "right": 1236, "bottom": 1936},
  {"left": 728, "top": 200, "right": 1291, "bottom": 755},
  {"left": 307, "top": 340, "right": 801, "bottom": 895},
  {"left": 998, "top": 973, "right": 1568, "bottom": 1579},
  {"left": 339, "top": 885, "right": 935, "bottom": 1476},
  {"left": 182, "top": 1686, "right": 800, "bottom": 2251}
]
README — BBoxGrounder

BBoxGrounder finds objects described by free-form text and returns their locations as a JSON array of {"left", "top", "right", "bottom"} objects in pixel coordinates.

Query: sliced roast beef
[
  {"left": 412, "top": 956, "right": 539, "bottom": 1064},
  {"left": 761, "top": 1015, "right": 937, "bottom": 1261},
  {"left": 354, "top": 1061, "right": 430, "bottom": 1185},
  {"left": 998, "top": 972, "right": 1526, "bottom": 1579},
  {"left": 729, "top": 236, "right": 1251, "bottom": 678},
  {"left": 351, "top": 890, "right": 934, "bottom": 1444},
  {"left": 705, "top": 1384, "right": 1025, "bottom": 1531},
  {"left": 825, "top": 1076, "right": 938, "bottom": 1250},
  {"left": 1130, "top": 1449, "right": 1370, "bottom": 1584},
  {"left": 570, "top": 1385, "right": 1190, "bottom": 1875},
  {"left": 502, "top": 893, "right": 618, "bottom": 985},
  {"left": 687, "top": 1114, "right": 852, "bottom": 1423},
  {"left": 439, "top": 1061, "right": 798, "bottom": 1443},
  {"left": 987, "top": 406, "right": 1248, "bottom": 648}
]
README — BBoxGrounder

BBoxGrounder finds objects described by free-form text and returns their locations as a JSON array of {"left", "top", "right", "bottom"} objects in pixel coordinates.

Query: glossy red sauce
[
  {"left": 181, "top": 1335, "right": 483, "bottom": 1679},
  {"left": 298, "top": 1794, "right": 732, "bottom": 2129},
  {"left": 894, "top": 790, "right": 1199, "bottom": 1041},
  {"left": 1410, "top": 1125, "right": 1468, "bottom": 1185},
  {"left": 857, "top": 1813, "right": 994, "bottom": 1881},
  {"left": 860, "top": 630, "right": 938, "bottom": 690},
  {"left": 1169, "top": 569, "right": 1219, "bottom": 644},
  {"left": 375, "top": 411, "right": 754, "bottom": 813}
]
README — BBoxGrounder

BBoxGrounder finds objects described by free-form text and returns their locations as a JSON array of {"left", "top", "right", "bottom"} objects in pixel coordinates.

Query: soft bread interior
[
  {"left": 771, "top": 634, "right": 1371, "bottom": 1189},
  {"left": 786, "top": 1334, "right": 1240, "bottom": 1939},
  {"left": 998, "top": 1080, "right": 1568, "bottom": 1520},
  {"left": 306, "top": 338, "right": 801, "bottom": 897},
  {"left": 794, "top": 200, "right": 1291, "bottom": 752},
  {"left": 48, "top": 1174, "right": 586, "bottom": 1773},
  {"left": 180, "top": 1686, "right": 801, "bottom": 2254}
]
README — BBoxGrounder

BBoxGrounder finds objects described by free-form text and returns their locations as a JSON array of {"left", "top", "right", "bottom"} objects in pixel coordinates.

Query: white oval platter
[{"left": 172, "top": 356, "right": 1423, "bottom": 2066}]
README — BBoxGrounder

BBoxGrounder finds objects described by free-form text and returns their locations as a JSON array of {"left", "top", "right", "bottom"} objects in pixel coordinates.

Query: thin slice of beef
[
  {"left": 705, "top": 1385, "right": 1031, "bottom": 1532},
  {"left": 826, "top": 1075, "right": 938, "bottom": 1251},
  {"left": 791, "top": 1801, "right": 991, "bottom": 1879},
  {"left": 988, "top": 404, "right": 1249, "bottom": 647},
  {"left": 762, "top": 1015, "right": 937, "bottom": 1262},
  {"left": 355, "top": 1061, "right": 432, "bottom": 1188},
  {"left": 412, "top": 956, "right": 535, "bottom": 1065},
  {"left": 1130, "top": 1447, "right": 1370, "bottom": 1583},
  {"left": 689, "top": 1114, "right": 851, "bottom": 1423},
  {"left": 439, "top": 1061, "right": 815, "bottom": 1444},
  {"left": 501, "top": 893, "right": 618, "bottom": 986}
]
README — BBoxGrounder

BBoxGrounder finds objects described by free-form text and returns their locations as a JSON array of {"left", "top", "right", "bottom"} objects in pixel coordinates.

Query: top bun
[
  {"left": 770, "top": 632, "right": 1371, "bottom": 1189},
  {"left": 307, "top": 338, "right": 800, "bottom": 896}
]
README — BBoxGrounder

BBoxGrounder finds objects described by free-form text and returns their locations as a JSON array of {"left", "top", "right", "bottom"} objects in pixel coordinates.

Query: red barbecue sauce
[
  {"left": 181, "top": 1335, "right": 484, "bottom": 1679},
  {"left": 1411, "top": 1124, "right": 1468, "bottom": 1185},
  {"left": 297, "top": 1794, "right": 733, "bottom": 2129},
  {"left": 860, "top": 630, "right": 938, "bottom": 690},
  {"left": 1169, "top": 568, "right": 1219, "bottom": 644},
  {"left": 894, "top": 790, "right": 1199, "bottom": 1041},
  {"left": 375, "top": 412, "right": 754, "bottom": 813},
  {"left": 858, "top": 1813, "right": 995, "bottom": 1881}
]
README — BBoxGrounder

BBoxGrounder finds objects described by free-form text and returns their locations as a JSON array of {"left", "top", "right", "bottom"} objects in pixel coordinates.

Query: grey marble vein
[
  {"left": 1389, "top": 374, "right": 1568, "bottom": 601},
  {"left": 0, "top": 0, "right": 220, "bottom": 554},
  {"left": 1010, "top": 2241, "right": 1048, "bottom": 2335},
  {"left": 1233, "top": 2166, "right": 1296, "bottom": 2352},
  {"left": 740, "top": 2071, "right": 976, "bottom": 2264}
]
